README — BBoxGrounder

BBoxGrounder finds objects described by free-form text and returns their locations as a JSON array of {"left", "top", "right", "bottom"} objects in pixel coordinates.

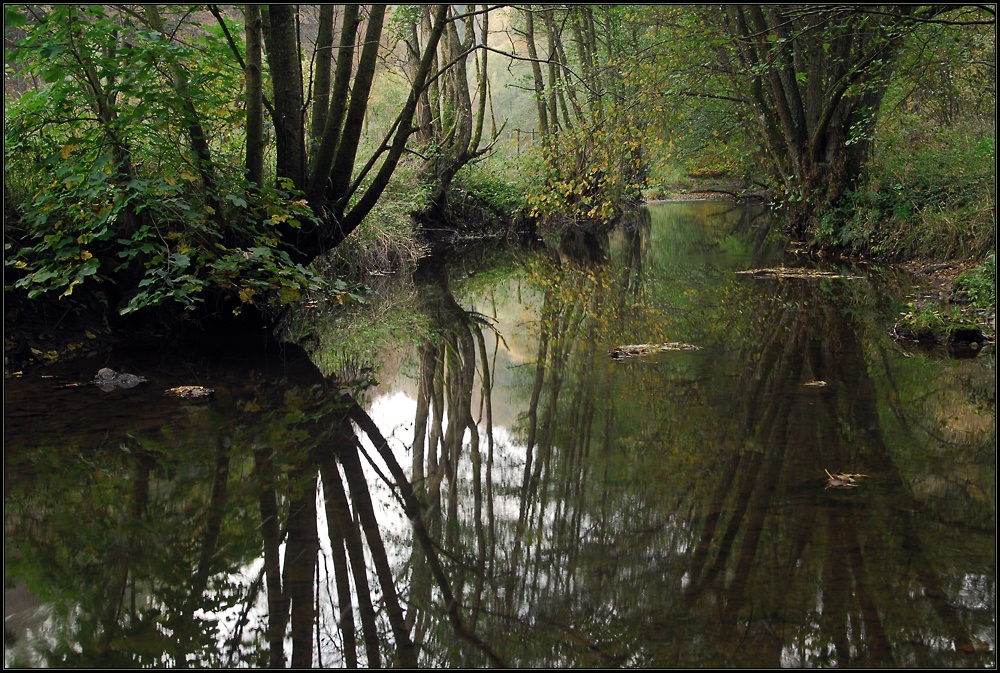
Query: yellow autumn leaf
[{"left": 60, "top": 144, "right": 76, "bottom": 159}]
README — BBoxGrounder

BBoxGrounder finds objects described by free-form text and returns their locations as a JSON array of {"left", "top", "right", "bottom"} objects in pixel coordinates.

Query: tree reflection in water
[
  {"left": 677, "top": 272, "right": 963, "bottom": 667},
  {"left": 4, "top": 336, "right": 502, "bottom": 667},
  {"left": 242, "top": 351, "right": 503, "bottom": 667},
  {"left": 395, "top": 203, "right": 993, "bottom": 667},
  {"left": 3, "top": 202, "right": 994, "bottom": 668}
]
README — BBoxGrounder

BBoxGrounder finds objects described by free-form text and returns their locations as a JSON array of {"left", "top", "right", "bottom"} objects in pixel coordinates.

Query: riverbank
[{"left": 5, "top": 207, "right": 993, "bottom": 376}]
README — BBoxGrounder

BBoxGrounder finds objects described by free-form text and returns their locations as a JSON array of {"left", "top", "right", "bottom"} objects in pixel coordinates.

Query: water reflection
[
  {"left": 387, "top": 201, "right": 994, "bottom": 667},
  {"left": 4, "top": 343, "right": 465, "bottom": 667},
  {"left": 4, "top": 201, "right": 995, "bottom": 668}
]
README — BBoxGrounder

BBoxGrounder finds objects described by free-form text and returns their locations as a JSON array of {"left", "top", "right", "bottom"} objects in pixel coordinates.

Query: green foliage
[
  {"left": 643, "top": 9, "right": 758, "bottom": 193},
  {"left": 454, "top": 159, "right": 526, "bottom": 219},
  {"left": 896, "top": 304, "right": 977, "bottom": 340},
  {"left": 872, "top": 116, "right": 993, "bottom": 211},
  {"left": 954, "top": 254, "right": 996, "bottom": 310},
  {"left": 829, "top": 117, "right": 995, "bottom": 259},
  {"left": 3, "top": 5, "right": 349, "bottom": 318},
  {"left": 385, "top": 4, "right": 423, "bottom": 42},
  {"left": 118, "top": 186, "right": 334, "bottom": 315},
  {"left": 3, "top": 103, "right": 333, "bottom": 314}
]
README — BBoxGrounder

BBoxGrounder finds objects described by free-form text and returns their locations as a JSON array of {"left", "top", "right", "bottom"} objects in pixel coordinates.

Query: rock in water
[{"left": 94, "top": 367, "right": 147, "bottom": 391}]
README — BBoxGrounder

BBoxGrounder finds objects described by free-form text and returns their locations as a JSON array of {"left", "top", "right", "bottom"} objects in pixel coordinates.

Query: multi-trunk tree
[
  {"left": 4, "top": 4, "right": 490, "bottom": 324},
  {"left": 243, "top": 4, "right": 452, "bottom": 257},
  {"left": 711, "top": 4, "right": 993, "bottom": 236},
  {"left": 716, "top": 5, "right": 917, "bottom": 234}
]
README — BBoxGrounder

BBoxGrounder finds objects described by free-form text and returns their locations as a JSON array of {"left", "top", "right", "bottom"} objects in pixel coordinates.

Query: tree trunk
[
  {"left": 306, "top": 4, "right": 361, "bottom": 208},
  {"left": 266, "top": 4, "right": 306, "bottom": 188},
  {"left": 523, "top": 6, "right": 550, "bottom": 139},
  {"left": 309, "top": 5, "right": 336, "bottom": 148},
  {"left": 245, "top": 5, "right": 265, "bottom": 190},
  {"left": 327, "top": 5, "right": 387, "bottom": 209}
]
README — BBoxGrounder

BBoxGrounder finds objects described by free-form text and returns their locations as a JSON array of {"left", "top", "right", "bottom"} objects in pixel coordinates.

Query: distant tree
[
  {"left": 401, "top": 5, "right": 499, "bottom": 219},
  {"left": 514, "top": 5, "right": 652, "bottom": 224}
]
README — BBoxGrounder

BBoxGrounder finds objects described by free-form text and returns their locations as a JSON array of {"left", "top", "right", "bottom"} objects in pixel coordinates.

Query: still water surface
[{"left": 5, "top": 201, "right": 995, "bottom": 667}]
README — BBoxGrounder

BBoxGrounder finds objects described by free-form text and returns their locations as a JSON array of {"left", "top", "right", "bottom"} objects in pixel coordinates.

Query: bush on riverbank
[
  {"left": 818, "top": 116, "right": 995, "bottom": 262},
  {"left": 954, "top": 253, "right": 996, "bottom": 309}
]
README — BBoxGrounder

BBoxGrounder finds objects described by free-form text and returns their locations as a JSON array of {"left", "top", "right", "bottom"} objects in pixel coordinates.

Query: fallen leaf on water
[
  {"left": 164, "top": 385, "right": 215, "bottom": 399},
  {"left": 825, "top": 469, "right": 869, "bottom": 489}
]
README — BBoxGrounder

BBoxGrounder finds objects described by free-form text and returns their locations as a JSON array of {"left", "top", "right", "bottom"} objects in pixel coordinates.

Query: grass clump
[
  {"left": 954, "top": 254, "right": 996, "bottom": 310},
  {"left": 897, "top": 305, "right": 972, "bottom": 339},
  {"left": 321, "top": 157, "right": 431, "bottom": 278}
]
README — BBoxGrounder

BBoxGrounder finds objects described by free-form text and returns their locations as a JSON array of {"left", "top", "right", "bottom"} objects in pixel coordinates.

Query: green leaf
[
  {"left": 41, "top": 65, "right": 66, "bottom": 84},
  {"left": 4, "top": 6, "right": 27, "bottom": 28},
  {"left": 39, "top": 43, "right": 64, "bottom": 60}
]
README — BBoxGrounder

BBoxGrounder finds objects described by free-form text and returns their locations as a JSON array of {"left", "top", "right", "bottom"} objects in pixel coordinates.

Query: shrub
[{"left": 954, "top": 254, "right": 996, "bottom": 310}]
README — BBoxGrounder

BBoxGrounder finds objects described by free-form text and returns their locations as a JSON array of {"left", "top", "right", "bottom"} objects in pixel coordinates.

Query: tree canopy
[{"left": 3, "top": 4, "right": 994, "bottom": 328}]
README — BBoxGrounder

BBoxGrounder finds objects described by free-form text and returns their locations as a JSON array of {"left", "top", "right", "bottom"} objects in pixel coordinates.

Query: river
[{"left": 4, "top": 201, "right": 995, "bottom": 667}]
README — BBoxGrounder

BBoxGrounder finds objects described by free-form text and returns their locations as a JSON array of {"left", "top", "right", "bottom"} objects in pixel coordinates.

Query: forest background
[{"left": 3, "top": 4, "right": 995, "bottom": 368}]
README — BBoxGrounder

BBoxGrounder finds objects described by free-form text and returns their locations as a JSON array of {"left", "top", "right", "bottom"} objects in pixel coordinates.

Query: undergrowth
[
  {"left": 828, "top": 117, "right": 995, "bottom": 261},
  {"left": 954, "top": 253, "right": 996, "bottom": 310}
]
